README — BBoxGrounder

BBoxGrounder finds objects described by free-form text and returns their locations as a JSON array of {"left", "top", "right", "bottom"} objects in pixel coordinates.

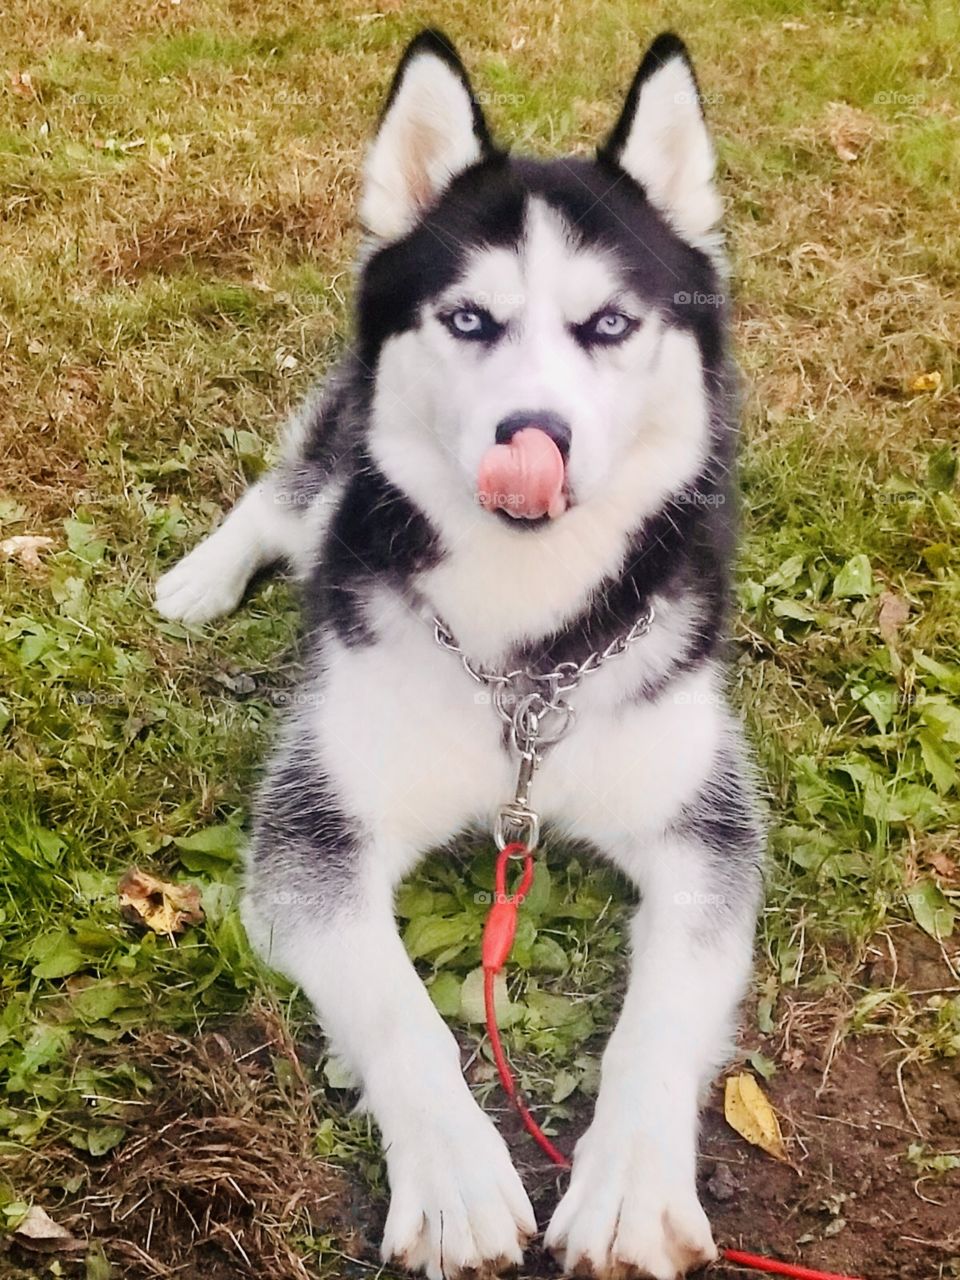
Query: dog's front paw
[
  {"left": 154, "top": 534, "right": 249, "bottom": 624},
  {"left": 544, "top": 1118, "right": 716, "bottom": 1279},
  {"left": 380, "top": 1102, "right": 535, "bottom": 1280}
]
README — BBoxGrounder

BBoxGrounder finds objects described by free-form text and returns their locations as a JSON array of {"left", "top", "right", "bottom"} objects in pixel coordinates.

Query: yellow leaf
[
  {"left": 909, "top": 370, "right": 941, "bottom": 393},
  {"left": 723, "top": 1072, "right": 788, "bottom": 1161},
  {"left": 118, "top": 867, "right": 203, "bottom": 935}
]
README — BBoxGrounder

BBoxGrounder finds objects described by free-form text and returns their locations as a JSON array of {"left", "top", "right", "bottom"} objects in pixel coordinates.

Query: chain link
[{"left": 433, "top": 604, "right": 656, "bottom": 761}]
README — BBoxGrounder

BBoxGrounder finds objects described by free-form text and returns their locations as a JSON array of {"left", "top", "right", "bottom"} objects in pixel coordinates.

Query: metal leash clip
[
  {"left": 495, "top": 751, "right": 541, "bottom": 854},
  {"left": 433, "top": 604, "right": 656, "bottom": 856}
]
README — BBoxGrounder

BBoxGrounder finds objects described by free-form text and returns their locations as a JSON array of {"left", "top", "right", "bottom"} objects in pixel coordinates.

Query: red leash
[
  {"left": 481, "top": 842, "right": 571, "bottom": 1168},
  {"left": 721, "top": 1254, "right": 864, "bottom": 1280},
  {"left": 480, "top": 844, "right": 865, "bottom": 1280}
]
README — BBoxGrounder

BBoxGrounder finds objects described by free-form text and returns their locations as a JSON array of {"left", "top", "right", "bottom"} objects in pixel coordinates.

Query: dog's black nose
[{"left": 495, "top": 411, "right": 572, "bottom": 460}]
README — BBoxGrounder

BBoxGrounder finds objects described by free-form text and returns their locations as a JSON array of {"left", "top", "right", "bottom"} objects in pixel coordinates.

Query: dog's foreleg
[
  {"left": 243, "top": 851, "right": 535, "bottom": 1280},
  {"left": 545, "top": 831, "right": 760, "bottom": 1280},
  {"left": 155, "top": 474, "right": 305, "bottom": 624}
]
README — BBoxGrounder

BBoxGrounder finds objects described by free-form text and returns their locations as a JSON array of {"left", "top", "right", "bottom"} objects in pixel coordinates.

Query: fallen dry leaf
[
  {"left": 825, "top": 102, "right": 875, "bottom": 162},
  {"left": 13, "top": 1205, "right": 78, "bottom": 1251},
  {"left": 10, "top": 70, "right": 37, "bottom": 99},
  {"left": 724, "top": 1071, "right": 788, "bottom": 1161},
  {"left": 909, "top": 370, "right": 942, "bottom": 393},
  {"left": 1, "top": 534, "right": 55, "bottom": 571},
  {"left": 878, "top": 591, "right": 909, "bottom": 645},
  {"left": 924, "top": 849, "right": 957, "bottom": 881},
  {"left": 118, "top": 867, "right": 204, "bottom": 935},
  {"left": 764, "top": 369, "right": 803, "bottom": 425}
]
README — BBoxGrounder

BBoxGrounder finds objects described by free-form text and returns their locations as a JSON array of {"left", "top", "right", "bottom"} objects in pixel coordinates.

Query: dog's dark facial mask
[{"left": 356, "top": 30, "right": 729, "bottom": 542}]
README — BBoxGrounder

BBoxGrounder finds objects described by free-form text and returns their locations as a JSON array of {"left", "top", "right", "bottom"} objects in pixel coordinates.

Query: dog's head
[{"left": 357, "top": 30, "right": 728, "bottom": 538}]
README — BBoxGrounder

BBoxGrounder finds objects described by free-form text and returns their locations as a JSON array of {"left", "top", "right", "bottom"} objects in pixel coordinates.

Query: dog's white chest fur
[{"left": 310, "top": 592, "right": 725, "bottom": 873}]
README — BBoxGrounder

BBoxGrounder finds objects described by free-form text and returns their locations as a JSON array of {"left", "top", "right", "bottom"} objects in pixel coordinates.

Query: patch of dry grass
[{"left": 5, "top": 1008, "right": 357, "bottom": 1278}]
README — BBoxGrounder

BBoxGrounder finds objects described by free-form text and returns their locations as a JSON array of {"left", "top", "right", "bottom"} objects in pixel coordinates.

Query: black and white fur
[{"left": 156, "top": 30, "right": 763, "bottom": 1280}]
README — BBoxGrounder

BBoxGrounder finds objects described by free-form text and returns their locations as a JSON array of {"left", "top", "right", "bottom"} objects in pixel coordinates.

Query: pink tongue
[{"left": 477, "top": 427, "right": 567, "bottom": 520}]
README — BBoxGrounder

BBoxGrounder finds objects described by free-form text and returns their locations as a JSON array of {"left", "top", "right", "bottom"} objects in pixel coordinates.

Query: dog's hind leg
[{"left": 242, "top": 758, "right": 536, "bottom": 1280}]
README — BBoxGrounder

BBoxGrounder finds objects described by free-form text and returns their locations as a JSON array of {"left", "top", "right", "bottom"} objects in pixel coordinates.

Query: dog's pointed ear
[
  {"left": 600, "top": 33, "right": 721, "bottom": 243},
  {"left": 360, "top": 29, "right": 493, "bottom": 242}
]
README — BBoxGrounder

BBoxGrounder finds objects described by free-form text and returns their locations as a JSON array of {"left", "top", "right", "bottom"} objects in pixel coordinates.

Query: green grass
[{"left": 1, "top": 0, "right": 959, "bottom": 1271}]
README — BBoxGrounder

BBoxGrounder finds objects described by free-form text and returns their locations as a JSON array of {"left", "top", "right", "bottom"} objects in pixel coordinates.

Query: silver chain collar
[{"left": 432, "top": 604, "right": 656, "bottom": 852}]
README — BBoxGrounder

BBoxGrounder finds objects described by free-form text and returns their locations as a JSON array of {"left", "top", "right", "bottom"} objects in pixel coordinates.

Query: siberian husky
[{"left": 156, "top": 29, "right": 763, "bottom": 1280}]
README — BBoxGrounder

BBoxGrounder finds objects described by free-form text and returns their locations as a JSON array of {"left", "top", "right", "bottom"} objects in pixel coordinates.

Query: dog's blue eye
[
  {"left": 576, "top": 309, "right": 637, "bottom": 346},
  {"left": 441, "top": 307, "right": 503, "bottom": 342},
  {"left": 452, "top": 310, "right": 482, "bottom": 333},
  {"left": 596, "top": 312, "right": 629, "bottom": 337}
]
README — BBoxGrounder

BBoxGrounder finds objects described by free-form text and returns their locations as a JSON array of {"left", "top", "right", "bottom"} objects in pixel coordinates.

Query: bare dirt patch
[
  {"left": 702, "top": 1037, "right": 959, "bottom": 1279},
  {"left": 481, "top": 1034, "right": 958, "bottom": 1279}
]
